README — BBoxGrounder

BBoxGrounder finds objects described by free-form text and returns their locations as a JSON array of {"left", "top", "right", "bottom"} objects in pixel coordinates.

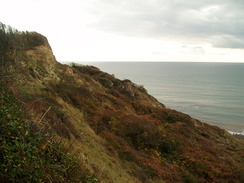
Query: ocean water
[{"left": 85, "top": 62, "right": 244, "bottom": 134}]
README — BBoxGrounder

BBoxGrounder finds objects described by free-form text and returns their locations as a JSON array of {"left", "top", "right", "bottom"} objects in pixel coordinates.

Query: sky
[{"left": 0, "top": 0, "right": 244, "bottom": 62}]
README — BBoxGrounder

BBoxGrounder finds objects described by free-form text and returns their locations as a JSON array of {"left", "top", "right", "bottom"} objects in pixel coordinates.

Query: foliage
[
  {"left": 159, "top": 138, "right": 179, "bottom": 154},
  {"left": 0, "top": 84, "right": 97, "bottom": 183},
  {"left": 54, "top": 81, "right": 97, "bottom": 117},
  {"left": 57, "top": 64, "right": 244, "bottom": 182},
  {"left": 0, "top": 22, "right": 48, "bottom": 80},
  {"left": 112, "top": 114, "right": 163, "bottom": 150},
  {"left": 71, "top": 64, "right": 101, "bottom": 76},
  {"left": 0, "top": 22, "right": 47, "bottom": 52},
  {"left": 1, "top": 23, "right": 244, "bottom": 182}
]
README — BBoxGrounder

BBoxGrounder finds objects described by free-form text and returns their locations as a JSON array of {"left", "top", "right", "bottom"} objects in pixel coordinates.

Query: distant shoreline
[
  {"left": 228, "top": 130, "right": 244, "bottom": 136},
  {"left": 85, "top": 62, "right": 244, "bottom": 134}
]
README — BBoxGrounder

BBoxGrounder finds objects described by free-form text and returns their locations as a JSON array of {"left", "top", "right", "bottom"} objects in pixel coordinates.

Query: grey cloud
[
  {"left": 89, "top": 0, "right": 244, "bottom": 48},
  {"left": 212, "top": 35, "right": 244, "bottom": 48}
]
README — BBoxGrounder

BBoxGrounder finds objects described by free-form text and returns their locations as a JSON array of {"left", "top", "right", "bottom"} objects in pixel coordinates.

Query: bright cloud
[{"left": 0, "top": 0, "right": 244, "bottom": 62}]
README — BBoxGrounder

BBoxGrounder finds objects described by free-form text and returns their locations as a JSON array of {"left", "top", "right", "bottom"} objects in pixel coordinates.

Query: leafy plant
[{"left": 0, "top": 83, "right": 97, "bottom": 182}]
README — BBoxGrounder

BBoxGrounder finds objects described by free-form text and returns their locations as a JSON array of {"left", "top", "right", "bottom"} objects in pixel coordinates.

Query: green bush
[
  {"left": 159, "top": 138, "right": 179, "bottom": 154},
  {"left": 0, "top": 84, "right": 97, "bottom": 182}
]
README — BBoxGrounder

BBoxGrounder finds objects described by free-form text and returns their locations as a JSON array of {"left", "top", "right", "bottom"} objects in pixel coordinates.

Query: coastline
[
  {"left": 228, "top": 130, "right": 244, "bottom": 136},
  {"left": 86, "top": 62, "right": 244, "bottom": 135}
]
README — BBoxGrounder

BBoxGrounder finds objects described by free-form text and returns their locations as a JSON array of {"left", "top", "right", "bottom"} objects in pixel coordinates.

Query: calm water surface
[{"left": 83, "top": 62, "right": 244, "bottom": 134}]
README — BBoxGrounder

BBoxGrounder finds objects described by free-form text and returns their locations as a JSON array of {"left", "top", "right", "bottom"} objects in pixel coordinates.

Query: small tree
[
  {"left": 0, "top": 22, "right": 10, "bottom": 79},
  {"left": 0, "top": 22, "right": 22, "bottom": 81}
]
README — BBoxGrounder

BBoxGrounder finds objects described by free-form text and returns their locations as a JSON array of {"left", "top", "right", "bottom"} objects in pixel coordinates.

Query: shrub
[
  {"left": 113, "top": 115, "right": 163, "bottom": 150},
  {"left": 159, "top": 138, "right": 179, "bottom": 154},
  {"left": 0, "top": 83, "right": 96, "bottom": 182},
  {"left": 72, "top": 64, "right": 101, "bottom": 76}
]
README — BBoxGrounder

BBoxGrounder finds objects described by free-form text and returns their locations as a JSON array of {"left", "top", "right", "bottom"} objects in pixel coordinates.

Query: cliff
[{"left": 1, "top": 24, "right": 243, "bottom": 183}]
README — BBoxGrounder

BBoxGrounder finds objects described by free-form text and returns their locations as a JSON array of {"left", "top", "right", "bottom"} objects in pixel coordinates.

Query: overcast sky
[{"left": 1, "top": 0, "right": 244, "bottom": 62}]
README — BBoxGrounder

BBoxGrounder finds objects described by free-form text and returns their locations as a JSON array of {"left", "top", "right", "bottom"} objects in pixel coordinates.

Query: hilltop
[{"left": 1, "top": 23, "right": 243, "bottom": 183}]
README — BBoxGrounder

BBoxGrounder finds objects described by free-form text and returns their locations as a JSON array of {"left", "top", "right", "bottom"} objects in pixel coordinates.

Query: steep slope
[
  {"left": 1, "top": 25, "right": 243, "bottom": 183},
  {"left": 0, "top": 84, "right": 98, "bottom": 183}
]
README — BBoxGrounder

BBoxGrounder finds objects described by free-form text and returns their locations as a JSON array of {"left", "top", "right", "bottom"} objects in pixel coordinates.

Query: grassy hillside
[
  {"left": 0, "top": 84, "right": 98, "bottom": 183},
  {"left": 1, "top": 23, "right": 244, "bottom": 183}
]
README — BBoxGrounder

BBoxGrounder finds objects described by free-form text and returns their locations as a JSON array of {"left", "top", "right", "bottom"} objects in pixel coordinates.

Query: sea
[{"left": 82, "top": 62, "right": 244, "bottom": 135}]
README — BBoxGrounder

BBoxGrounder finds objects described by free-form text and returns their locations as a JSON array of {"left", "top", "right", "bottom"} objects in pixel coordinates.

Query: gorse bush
[{"left": 0, "top": 84, "right": 97, "bottom": 183}]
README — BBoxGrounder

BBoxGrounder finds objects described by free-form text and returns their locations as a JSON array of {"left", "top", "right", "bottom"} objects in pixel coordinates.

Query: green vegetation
[
  {"left": 0, "top": 22, "right": 49, "bottom": 80},
  {"left": 1, "top": 22, "right": 243, "bottom": 183},
  {"left": 0, "top": 22, "right": 47, "bottom": 52},
  {"left": 0, "top": 84, "right": 97, "bottom": 183}
]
